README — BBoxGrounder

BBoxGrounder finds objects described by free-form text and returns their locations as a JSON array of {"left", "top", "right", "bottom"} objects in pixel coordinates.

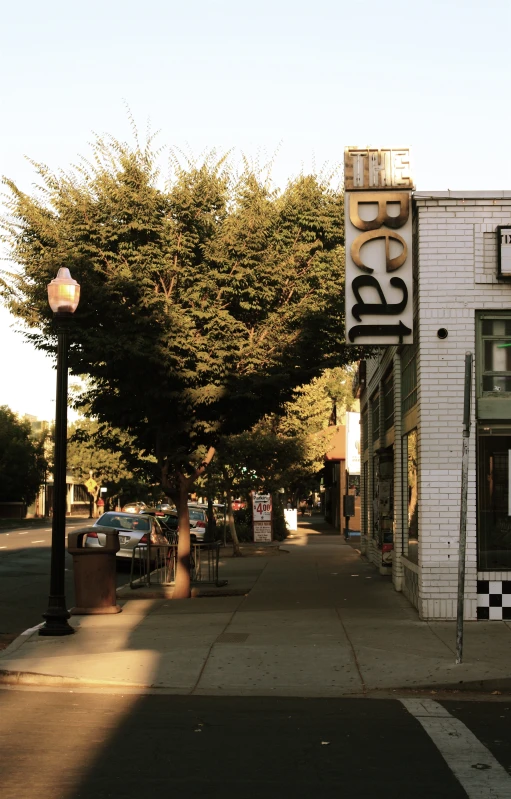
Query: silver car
[{"left": 85, "top": 511, "right": 169, "bottom": 561}]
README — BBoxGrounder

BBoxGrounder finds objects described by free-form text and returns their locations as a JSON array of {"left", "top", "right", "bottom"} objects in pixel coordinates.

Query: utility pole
[{"left": 456, "top": 352, "right": 472, "bottom": 665}]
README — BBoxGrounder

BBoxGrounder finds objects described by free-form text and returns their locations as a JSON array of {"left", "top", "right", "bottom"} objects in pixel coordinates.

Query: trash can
[{"left": 68, "top": 526, "right": 122, "bottom": 615}]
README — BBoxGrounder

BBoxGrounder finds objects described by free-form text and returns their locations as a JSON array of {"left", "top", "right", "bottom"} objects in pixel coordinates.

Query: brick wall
[{"left": 415, "top": 192, "right": 511, "bottom": 619}]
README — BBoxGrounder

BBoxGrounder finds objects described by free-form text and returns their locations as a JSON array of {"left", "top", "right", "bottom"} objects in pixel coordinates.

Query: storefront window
[
  {"left": 401, "top": 343, "right": 417, "bottom": 414},
  {"left": 361, "top": 407, "right": 368, "bottom": 452},
  {"left": 477, "top": 425, "right": 511, "bottom": 569},
  {"left": 362, "top": 461, "right": 368, "bottom": 537},
  {"left": 378, "top": 448, "right": 394, "bottom": 562},
  {"left": 372, "top": 455, "right": 379, "bottom": 539},
  {"left": 403, "top": 429, "right": 418, "bottom": 564},
  {"left": 371, "top": 393, "right": 380, "bottom": 443},
  {"left": 383, "top": 370, "right": 394, "bottom": 432},
  {"left": 478, "top": 315, "right": 511, "bottom": 394}
]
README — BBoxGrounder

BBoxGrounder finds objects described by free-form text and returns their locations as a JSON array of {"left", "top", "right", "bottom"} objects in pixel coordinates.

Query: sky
[{"left": 1, "top": 0, "right": 510, "bottom": 421}]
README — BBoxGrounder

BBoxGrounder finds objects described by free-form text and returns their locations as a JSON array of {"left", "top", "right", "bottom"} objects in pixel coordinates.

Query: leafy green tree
[
  {"left": 1, "top": 135, "right": 362, "bottom": 596},
  {"left": 278, "top": 366, "right": 358, "bottom": 501},
  {"left": 281, "top": 366, "right": 357, "bottom": 434},
  {"left": 0, "top": 406, "right": 47, "bottom": 506},
  {"left": 323, "top": 365, "right": 359, "bottom": 424}
]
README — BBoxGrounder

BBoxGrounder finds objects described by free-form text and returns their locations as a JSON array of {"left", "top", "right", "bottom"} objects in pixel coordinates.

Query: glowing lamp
[{"left": 47, "top": 268, "right": 80, "bottom": 314}]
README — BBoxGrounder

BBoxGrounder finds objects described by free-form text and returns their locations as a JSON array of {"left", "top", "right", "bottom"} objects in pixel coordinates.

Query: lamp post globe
[
  {"left": 47, "top": 267, "right": 80, "bottom": 314},
  {"left": 39, "top": 267, "right": 80, "bottom": 636}
]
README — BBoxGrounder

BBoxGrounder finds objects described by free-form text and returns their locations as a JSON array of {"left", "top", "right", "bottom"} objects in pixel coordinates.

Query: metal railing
[{"left": 130, "top": 540, "right": 224, "bottom": 589}]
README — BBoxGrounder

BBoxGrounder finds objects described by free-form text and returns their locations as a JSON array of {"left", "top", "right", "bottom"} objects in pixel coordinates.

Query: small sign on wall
[
  {"left": 498, "top": 226, "right": 511, "bottom": 279},
  {"left": 346, "top": 411, "right": 361, "bottom": 475}
]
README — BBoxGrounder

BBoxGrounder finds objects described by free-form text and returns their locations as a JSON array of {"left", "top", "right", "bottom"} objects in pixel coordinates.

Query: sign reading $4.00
[{"left": 253, "top": 493, "right": 272, "bottom": 521}]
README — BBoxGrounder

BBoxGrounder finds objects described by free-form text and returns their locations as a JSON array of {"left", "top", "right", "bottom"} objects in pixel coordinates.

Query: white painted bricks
[
  {"left": 416, "top": 199, "right": 511, "bottom": 619},
  {"left": 360, "top": 197, "right": 511, "bottom": 620}
]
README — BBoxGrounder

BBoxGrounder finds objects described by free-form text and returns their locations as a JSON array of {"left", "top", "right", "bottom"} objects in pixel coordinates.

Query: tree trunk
[
  {"left": 227, "top": 494, "right": 242, "bottom": 557},
  {"left": 173, "top": 478, "right": 191, "bottom": 599},
  {"left": 222, "top": 492, "right": 228, "bottom": 546},
  {"left": 161, "top": 447, "right": 217, "bottom": 600}
]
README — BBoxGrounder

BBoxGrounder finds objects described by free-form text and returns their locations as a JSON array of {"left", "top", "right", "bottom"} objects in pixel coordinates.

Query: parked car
[
  {"left": 143, "top": 510, "right": 179, "bottom": 539},
  {"left": 85, "top": 511, "right": 169, "bottom": 562},
  {"left": 138, "top": 505, "right": 217, "bottom": 543},
  {"left": 121, "top": 501, "right": 148, "bottom": 514},
  {"left": 155, "top": 502, "right": 174, "bottom": 511},
  {"left": 187, "top": 503, "right": 217, "bottom": 542}
]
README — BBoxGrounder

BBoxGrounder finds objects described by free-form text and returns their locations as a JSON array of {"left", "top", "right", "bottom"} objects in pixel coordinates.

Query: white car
[{"left": 188, "top": 504, "right": 217, "bottom": 542}]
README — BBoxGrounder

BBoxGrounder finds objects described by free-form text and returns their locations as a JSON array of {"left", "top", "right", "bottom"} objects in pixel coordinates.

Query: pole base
[
  {"left": 39, "top": 621, "right": 75, "bottom": 636},
  {"left": 39, "top": 603, "right": 75, "bottom": 636}
]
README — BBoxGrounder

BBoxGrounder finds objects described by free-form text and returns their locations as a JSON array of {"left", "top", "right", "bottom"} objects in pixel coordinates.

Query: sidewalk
[{"left": 1, "top": 516, "right": 511, "bottom": 696}]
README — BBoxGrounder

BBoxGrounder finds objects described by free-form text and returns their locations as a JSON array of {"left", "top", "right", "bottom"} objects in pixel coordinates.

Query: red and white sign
[
  {"left": 253, "top": 493, "right": 272, "bottom": 541},
  {"left": 253, "top": 493, "right": 272, "bottom": 521}
]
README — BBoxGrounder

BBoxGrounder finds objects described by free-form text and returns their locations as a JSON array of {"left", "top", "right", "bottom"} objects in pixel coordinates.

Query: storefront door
[{"left": 478, "top": 424, "right": 511, "bottom": 569}]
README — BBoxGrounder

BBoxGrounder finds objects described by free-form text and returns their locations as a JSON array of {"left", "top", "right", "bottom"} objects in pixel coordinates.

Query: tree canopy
[
  {"left": 1, "top": 134, "right": 362, "bottom": 593},
  {"left": 0, "top": 406, "right": 47, "bottom": 505}
]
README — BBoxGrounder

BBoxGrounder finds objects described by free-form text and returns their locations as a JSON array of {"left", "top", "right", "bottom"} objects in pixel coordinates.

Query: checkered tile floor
[{"left": 477, "top": 580, "right": 511, "bottom": 620}]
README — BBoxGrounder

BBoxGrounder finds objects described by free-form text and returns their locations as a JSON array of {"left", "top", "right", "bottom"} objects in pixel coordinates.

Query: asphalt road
[
  {"left": 1, "top": 692, "right": 511, "bottom": 798},
  {"left": 0, "top": 519, "right": 131, "bottom": 647}
]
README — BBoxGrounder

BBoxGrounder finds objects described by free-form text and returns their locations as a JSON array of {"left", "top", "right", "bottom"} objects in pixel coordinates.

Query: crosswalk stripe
[{"left": 401, "top": 698, "right": 511, "bottom": 798}]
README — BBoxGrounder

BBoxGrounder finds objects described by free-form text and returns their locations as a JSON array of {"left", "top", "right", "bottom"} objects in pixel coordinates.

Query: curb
[
  {"left": 0, "top": 625, "right": 43, "bottom": 660},
  {"left": 0, "top": 669, "right": 147, "bottom": 689},
  {"left": 1, "top": 667, "right": 511, "bottom": 695}
]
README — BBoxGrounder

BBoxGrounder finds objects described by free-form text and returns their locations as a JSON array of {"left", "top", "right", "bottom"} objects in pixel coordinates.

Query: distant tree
[
  {"left": 1, "top": 134, "right": 363, "bottom": 596},
  {"left": 67, "top": 419, "right": 156, "bottom": 514},
  {"left": 281, "top": 366, "right": 358, "bottom": 433},
  {"left": 0, "top": 406, "right": 47, "bottom": 505},
  {"left": 279, "top": 366, "right": 358, "bottom": 500},
  {"left": 323, "top": 365, "right": 359, "bottom": 424},
  {"left": 202, "top": 424, "right": 307, "bottom": 555}
]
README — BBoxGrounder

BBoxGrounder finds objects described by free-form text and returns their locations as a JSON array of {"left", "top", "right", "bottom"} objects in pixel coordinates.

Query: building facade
[{"left": 358, "top": 191, "right": 511, "bottom": 620}]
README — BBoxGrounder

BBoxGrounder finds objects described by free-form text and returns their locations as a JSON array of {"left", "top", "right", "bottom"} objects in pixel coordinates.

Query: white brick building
[{"left": 357, "top": 191, "right": 511, "bottom": 620}]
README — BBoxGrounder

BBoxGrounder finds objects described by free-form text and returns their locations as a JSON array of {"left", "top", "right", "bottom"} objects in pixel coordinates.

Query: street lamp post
[{"left": 39, "top": 268, "right": 80, "bottom": 637}]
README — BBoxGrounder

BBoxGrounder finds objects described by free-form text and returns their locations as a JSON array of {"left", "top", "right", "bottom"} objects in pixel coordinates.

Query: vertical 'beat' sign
[{"left": 344, "top": 148, "right": 414, "bottom": 345}]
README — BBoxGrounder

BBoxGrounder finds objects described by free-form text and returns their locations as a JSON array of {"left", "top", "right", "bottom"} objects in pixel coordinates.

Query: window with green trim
[{"left": 477, "top": 313, "right": 511, "bottom": 396}]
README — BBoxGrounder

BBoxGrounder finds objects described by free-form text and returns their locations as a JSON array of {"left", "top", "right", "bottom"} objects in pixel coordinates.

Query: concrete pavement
[{"left": 1, "top": 516, "right": 511, "bottom": 695}]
